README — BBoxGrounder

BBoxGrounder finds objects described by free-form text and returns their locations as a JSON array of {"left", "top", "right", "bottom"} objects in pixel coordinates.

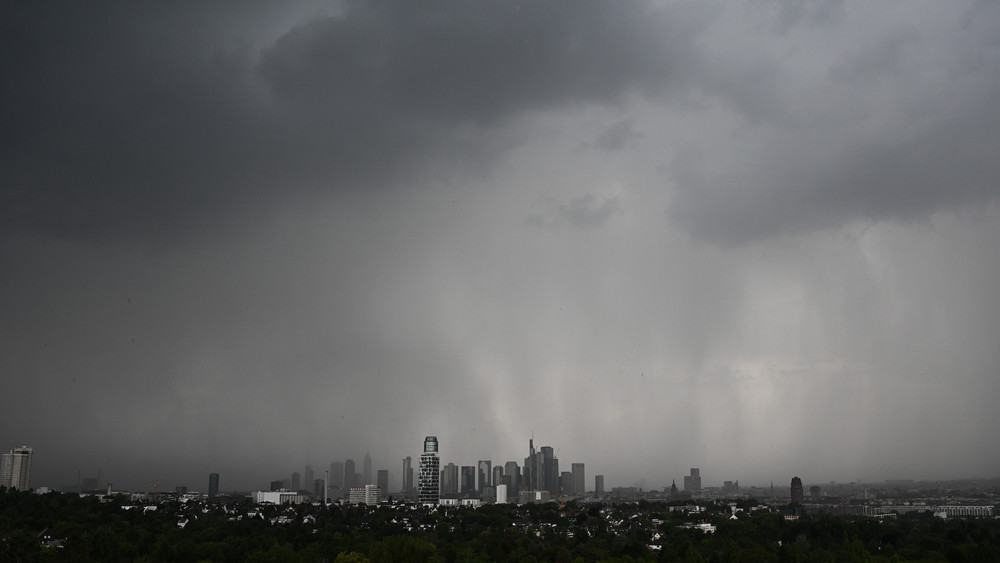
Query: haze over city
[{"left": 2, "top": 1, "right": 999, "bottom": 493}]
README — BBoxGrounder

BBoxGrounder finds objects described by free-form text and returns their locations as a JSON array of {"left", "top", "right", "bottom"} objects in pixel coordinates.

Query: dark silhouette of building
[
  {"left": 684, "top": 468, "right": 701, "bottom": 493},
  {"left": 810, "top": 485, "right": 821, "bottom": 502},
  {"left": 344, "top": 459, "right": 356, "bottom": 489},
  {"left": 477, "top": 460, "right": 492, "bottom": 493},
  {"left": 572, "top": 463, "right": 585, "bottom": 495},
  {"left": 208, "top": 473, "right": 219, "bottom": 499},
  {"left": 560, "top": 471, "right": 573, "bottom": 494},
  {"left": 504, "top": 461, "right": 520, "bottom": 496},
  {"left": 402, "top": 456, "right": 413, "bottom": 494},
  {"left": 540, "top": 446, "right": 559, "bottom": 495},
  {"left": 524, "top": 437, "right": 536, "bottom": 492},
  {"left": 304, "top": 465, "right": 314, "bottom": 494},
  {"left": 377, "top": 469, "right": 389, "bottom": 495},
  {"left": 362, "top": 453, "right": 372, "bottom": 485},
  {"left": 441, "top": 462, "right": 459, "bottom": 495},
  {"left": 461, "top": 466, "right": 475, "bottom": 494},
  {"left": 791, "top": 476, "right": 804, "bottom": 503},
  {"left": 329, "top": 461, "right": 344, "bottom": 498},
  {"left": 595, "top": 475, "right": 605, "bottom": 496}
]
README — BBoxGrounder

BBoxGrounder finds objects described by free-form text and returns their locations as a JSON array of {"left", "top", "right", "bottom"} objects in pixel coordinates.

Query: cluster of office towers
[
  {"left": 270, "top": 452, "right": 391, "bottom": 501},
  {"left": 267, "top": 436, "right": 593, "bottom": 505},
  {"left": 417, "top": 436, "right": 590, "bottom": 505}
]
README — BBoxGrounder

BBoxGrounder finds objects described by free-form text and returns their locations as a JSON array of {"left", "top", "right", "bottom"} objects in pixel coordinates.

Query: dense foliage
[{"left": 2, "top": 489, "right": 999, "bottom": 562}]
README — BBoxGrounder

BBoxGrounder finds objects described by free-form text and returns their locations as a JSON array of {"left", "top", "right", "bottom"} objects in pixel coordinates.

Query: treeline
[{"left": 2, "top": 489, "right": 1000, "bottom": 561}]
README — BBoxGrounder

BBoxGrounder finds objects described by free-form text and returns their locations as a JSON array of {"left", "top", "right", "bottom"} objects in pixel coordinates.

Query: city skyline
[
  {"left": 7, "top": 437, "right": 997, "bottom": 496},
  {"left": 3, "top": 2, "right": 999, "bottom": 494}
]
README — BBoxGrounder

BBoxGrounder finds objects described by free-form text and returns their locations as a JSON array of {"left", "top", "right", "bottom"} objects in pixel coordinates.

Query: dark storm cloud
[{"left": 1, "top": 1, "right": 703, "bottom": 244}]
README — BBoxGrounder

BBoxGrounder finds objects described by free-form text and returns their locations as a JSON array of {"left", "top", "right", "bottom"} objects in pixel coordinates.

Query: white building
[
  {"left": 0, "top": 446, "right": 32, "bottom": 490},
  {"left": 348, "top": 484, "right": 383, "bottom": 506},
  {"left": 496, "top": 483, "right": 508, "bottom": 504},
  {"left": 254, "top": 491, "right": 307, "bottom": 504}
]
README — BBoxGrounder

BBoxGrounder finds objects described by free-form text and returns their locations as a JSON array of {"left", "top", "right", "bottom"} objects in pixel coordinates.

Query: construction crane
[{"left": 143, "top": 480, "right": 168, "bottom": 503}]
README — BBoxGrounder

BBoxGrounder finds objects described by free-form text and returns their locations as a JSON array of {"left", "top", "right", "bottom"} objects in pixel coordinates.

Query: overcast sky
[{"left": 3, "top": 1, "right": 999, "bottom": 493}]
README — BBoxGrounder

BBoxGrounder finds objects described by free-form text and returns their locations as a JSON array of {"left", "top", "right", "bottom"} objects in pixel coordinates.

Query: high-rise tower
[
  {"left": 377, "top": 469, "right": 389, "bottom": 495},
  {"left": 0, "top": 446, "right": 32, "bottom": 491},
  {"left": 303, "top": 465, "right": 314, "bottom": 494},
  {"left": 460, "top": 466, "right": 475, "bottom": 494},
  {"left": 402, "top": 456, "right": 413, "bottom": 494},
  {"left": 208, "top": 473, "right": 220, "bottom": 499},
  {"left": 524, "top": 436, "right": 536, "bottom": 491},
  {"left": 571, "top": 463, "right": 585, "bottom": 495},
  {"left": 790, "top": 476, "right": 804, "bottom": 504},
  {"left": 329, "top": 461, "right": 344, "bottom": 498},
  {"left": 477, "top": 460, "right": 492, "bottom": 493},
  {"left": 441, "top": 463, "right": 459, "bottom": 495},
  {"left": 362, "top": 452, "right": 372, "bottom": 485},
  {"left": 418, "top": 436, "right": 440, "bottom": 505},
  {"left": 504, "top": 461, "right": 520, "bottom": 496},
  {"left": 344, "top": 459, "right": 356, "bottom": 489},
  {"left": 684, "top": 468, "right": 701, "bottom": 493},
  {"left": 540, "top": 446, "right": 558, "bottom": 495}
]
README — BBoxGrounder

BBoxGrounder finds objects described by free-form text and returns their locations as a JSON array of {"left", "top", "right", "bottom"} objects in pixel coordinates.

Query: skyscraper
[
  {"left": 560, "top": 471, "right": 573, "bottom": 494},
  {"left": 595, "top": 475, "right": 605, "bottom": 496},
  {"left": 0, "top": 446, "right": 32, "bottom": 491},
  {"left": 418, "top": 436, "right": 440, "bottom": 505},
  {"left": 571, "top": 463, "right": 585, "bottom": 495},
  {"left": 362, "top": 452, "right": 372, "bottom": 485},
  {"left": 504, "top": 461, "right": 520, "bottom": 496},
  {"left": 441, "top": 463, "right": 459, "bottom": 495},
  {"left": 329, "top": 461, "right": 344, "bottom": 497},
  {"left": 524, "top": 437, "right": 559, "bottom": 494},
  {"left": 304, "top": 465, "right": 314, "bottom": 495},
  {"left": 524, "top": 437, "right": 536, "bottom": 491},
  {"left": 377, "top": 469, "right": 389, "bottom": 495},
  {"left": 460, "top": 466, "right": 475, "bottom": 494},
  {"left": 402, "top": 456, "right": 413, "bottom": 494},
  {"left": 540, "top": 446, "right": 558, "bottom": 495},
  {"left": 790, "top": 476, "right": 804, "bottom": 504},
  {"left": 208, "top": 473, "right": 219, "bottom": 499},
  {"left": 291, "top": 472, "right": 301, "bottom": 492},
  {"left": 344, "top": 459, "right": 356, "bottom": 489},
  {"left": 810, "top": 485, "right": 821, "bottom": 502},
  {"left": 477, "top": 459, "right": 492, "bottom": 493},
  {"left": 684, "top": 468, "right": 701, "bottom": 493}
]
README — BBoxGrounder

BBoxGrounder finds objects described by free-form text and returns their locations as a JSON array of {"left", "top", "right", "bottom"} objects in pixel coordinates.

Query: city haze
[{"left": 2, "top": 1, "right": 999, "bottom": 492}]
